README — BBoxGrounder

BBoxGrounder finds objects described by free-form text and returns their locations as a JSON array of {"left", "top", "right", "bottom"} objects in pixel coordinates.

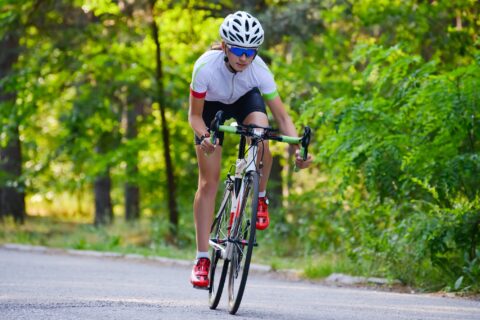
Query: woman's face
[{"left": 223, "top": 42, "right": 257, "bottom": 72}]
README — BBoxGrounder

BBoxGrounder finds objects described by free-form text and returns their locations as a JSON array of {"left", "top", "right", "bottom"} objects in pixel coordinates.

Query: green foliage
[{"left": 297, "top": 43, "right": 480, "bottom": 291}]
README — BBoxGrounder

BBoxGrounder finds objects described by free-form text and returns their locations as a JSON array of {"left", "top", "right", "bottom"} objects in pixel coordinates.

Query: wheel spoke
[{"left": 208, "top": 186, "right": 233, "bottom": 309}]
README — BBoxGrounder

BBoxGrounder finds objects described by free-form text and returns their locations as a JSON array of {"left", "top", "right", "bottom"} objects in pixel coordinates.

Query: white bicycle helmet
[{"left": 219, "top": 11, "right": 264, "bottom": 48}]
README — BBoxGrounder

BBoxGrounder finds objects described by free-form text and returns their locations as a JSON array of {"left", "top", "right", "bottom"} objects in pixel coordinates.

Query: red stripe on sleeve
[{"left": 190, "top": 88, "right": 207, "bottom": 99}]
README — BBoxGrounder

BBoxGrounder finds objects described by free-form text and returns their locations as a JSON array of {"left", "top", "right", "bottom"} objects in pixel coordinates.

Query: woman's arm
[
  {"left": 189, "top": 95, "right": 217, "bottom": 154},
  {"left": 266, "top": 95, "right": 313, "bottom": 169},
  {"left": 266, "top": 96, "right": 298, "bottom": 137},
  {"left": 188, "top": 95, "right": 209, "bottom": 138}
]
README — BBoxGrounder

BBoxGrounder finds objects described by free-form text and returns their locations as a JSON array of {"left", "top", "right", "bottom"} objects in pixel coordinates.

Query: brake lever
[
  {"left": 294, "top": 126, "right": 311, "bottom": 172},
  {"left": 209, "top": 111, "right": 225, "bottom": 144},
  {"left": 301, "top": 126, "right": 311, "bottom": 161}
]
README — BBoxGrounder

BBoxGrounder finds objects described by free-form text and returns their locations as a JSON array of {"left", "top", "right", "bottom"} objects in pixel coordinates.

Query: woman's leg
[
  {"left": 242, "top": 111, "right": 271, "bottom": 230},
  {"left": 193, "top": 145, "right": 222, "bottom": 253},
  {"left": 242, "top": 111, "right": 271, "bottom": 193}
]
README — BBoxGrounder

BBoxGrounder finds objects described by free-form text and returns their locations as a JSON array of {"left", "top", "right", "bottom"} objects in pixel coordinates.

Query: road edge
[{"left": 2, "top": 243, "right": 478, "bottom": 300}]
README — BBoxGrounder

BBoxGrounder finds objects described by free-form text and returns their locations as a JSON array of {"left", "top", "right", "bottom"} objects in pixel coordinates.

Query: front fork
[{"left": 224, "top": 144, "right": 258, "bottom": 261}]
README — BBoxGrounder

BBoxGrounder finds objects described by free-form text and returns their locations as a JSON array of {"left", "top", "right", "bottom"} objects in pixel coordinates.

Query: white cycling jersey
[{"left": 190, "top": 50, "right": 278, "bottom": 105}]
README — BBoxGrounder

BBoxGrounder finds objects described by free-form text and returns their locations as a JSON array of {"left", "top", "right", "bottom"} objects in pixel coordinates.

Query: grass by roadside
[{"left": 0, "top": 215, "right": 195, "bottom": 260}]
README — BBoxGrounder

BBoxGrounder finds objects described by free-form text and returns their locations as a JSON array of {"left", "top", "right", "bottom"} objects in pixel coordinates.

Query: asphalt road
[{"left": 0, "top": 246, "right": 479, "bottom": 320}]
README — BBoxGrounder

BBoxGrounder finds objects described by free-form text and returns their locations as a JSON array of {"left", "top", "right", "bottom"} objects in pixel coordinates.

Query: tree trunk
[
  {"left": 94, "top": 173, "right": 113, "bottom": 226},
  {"left": 0, "top": 127, "right": 25, "bottom": 224},
  {"left": 125, "top": 101, "right": 141, "bottom": 221},
  {"left": 125, "top": 180, "right": 140, "bottom": 221},
  {"left": 94, "top": 133, "right": 114, "bottom": 225},
  {"left": 149, "top": 0, "right": 179, "bottom": 238},
  {"left": 0, "top": 29, "right": 25, "bottom": 224},
  {"left": 269, "top": 155, "right": 284, "bottom": 213}
]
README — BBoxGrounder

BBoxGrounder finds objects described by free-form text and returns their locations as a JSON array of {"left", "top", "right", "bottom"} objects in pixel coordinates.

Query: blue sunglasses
[{"left": 227, "top": 44, "right": 258, "bottom": 58}]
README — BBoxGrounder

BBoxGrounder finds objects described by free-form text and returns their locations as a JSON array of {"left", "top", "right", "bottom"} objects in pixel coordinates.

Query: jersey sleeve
[
  {"left": 253, "top": 57, "right": 279, "bottom": 100},
  {"left": 190, "top": 61, "right": 209, "bottom": 99}
]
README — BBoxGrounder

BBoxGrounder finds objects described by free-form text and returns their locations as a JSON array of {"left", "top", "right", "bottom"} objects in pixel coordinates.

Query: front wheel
[
  {"left": 227, "top": 171, "right": 259, "bottom": 314},
  {"left": 208, "top": 183, "right": 233, "bottom": 309}
]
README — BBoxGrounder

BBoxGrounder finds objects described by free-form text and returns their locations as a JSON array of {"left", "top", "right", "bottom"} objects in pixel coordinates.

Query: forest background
[{"left": 1, "top": 0, "right": 479, "bottom": 293}]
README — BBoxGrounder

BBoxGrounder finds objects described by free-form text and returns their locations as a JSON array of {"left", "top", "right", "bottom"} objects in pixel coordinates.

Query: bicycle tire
[
  {"left": 208, "top": 183, "right": 233, "bottom": 309},
  {"left": 227, "top": 171, "right": 259, "bottom": 314}
]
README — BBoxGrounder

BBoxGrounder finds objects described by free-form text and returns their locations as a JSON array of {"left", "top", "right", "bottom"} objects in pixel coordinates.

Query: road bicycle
[{"left": 207, "top": 110, "right": 311, "bottom": 314}]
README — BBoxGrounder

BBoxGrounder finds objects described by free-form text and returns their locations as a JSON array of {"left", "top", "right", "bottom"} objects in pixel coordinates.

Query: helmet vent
[{"left": 228, "top": 31, "right": 240, "bottom": 42}]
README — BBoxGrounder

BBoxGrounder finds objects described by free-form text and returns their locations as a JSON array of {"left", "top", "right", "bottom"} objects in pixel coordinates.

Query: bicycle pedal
[{"left": 239, "top": 239, "right": 258, "bottom": 246}]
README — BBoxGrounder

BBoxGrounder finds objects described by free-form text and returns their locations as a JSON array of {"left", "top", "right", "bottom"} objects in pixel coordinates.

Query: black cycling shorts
[{"left": 194, "top": 88, "right": 267, "bottom": 146}]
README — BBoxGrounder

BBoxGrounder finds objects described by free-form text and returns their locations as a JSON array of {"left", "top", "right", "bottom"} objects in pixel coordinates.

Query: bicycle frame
[{"left": 209, "top": 126, "right": 264, "bottom": 261}]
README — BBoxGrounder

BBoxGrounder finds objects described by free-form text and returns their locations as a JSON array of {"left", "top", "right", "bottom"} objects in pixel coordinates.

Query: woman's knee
[{"left": 197, "top": 177, "right": 219, "bottom": 196}]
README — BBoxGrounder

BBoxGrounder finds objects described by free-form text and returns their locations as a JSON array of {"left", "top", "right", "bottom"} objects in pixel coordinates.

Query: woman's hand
[
  {"left": 294, "top": 149, "right": 313, "bottom": 169},
  {"left": 200, "top": 133, "right": 217, "bottom": 155}
]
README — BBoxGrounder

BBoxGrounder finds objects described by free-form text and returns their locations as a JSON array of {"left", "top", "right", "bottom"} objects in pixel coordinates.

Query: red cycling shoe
[
  {"left": 190, "top": 258, "right": 210, "bottom": 289},
  {"left": 256, "top": 197, "right": 270, "bottom": 230}
]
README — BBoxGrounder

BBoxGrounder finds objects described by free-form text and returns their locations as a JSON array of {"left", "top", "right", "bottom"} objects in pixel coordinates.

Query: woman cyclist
[{"left": 189, "top": 11, "right": 313, "bottom": 288}]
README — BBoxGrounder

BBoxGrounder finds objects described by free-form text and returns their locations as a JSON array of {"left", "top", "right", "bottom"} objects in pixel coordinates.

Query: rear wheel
[
  {"left": 227, "top": 172, "right": 259, "bottom": 314},
  {"left": 208, "top": 182, "right": 233, "bottom": 309}
]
